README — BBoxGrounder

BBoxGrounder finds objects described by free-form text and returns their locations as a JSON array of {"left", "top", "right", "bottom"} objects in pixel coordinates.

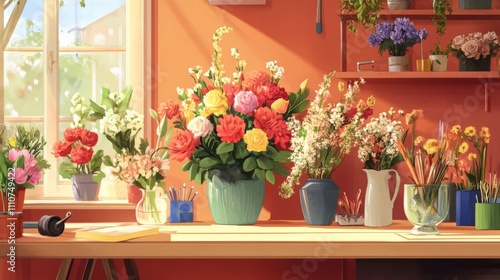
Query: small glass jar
[{"left": 135, "top": 187, "right": 167, "bottom": 225}]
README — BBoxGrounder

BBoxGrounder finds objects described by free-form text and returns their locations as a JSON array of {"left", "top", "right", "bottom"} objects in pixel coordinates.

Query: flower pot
[
  {"left": 387, "top": 0, "right": 411, "bottom": 10},
  {"left": 388, "top": 56, "right": 410, "bottom": 72},
  {"left": 429, "top": 55, "right": 448, "bottom": 72},
  {"left": 475, "top": 203, "right": 500, "bottom": 230},
  {"left": 363, "top": 169, "right": 400, "bottom": 227},
  {"left": 456, "top": 189, "right": 480, "bottom": 226},
  {"left": 299, "top": 178, "right": 339, "bottom": 225},
  {"left": 128, "top": 184, "right": 143, "bottom": 204},
  {"left": 0, "top": 211, "right": 23, "bottom": 239},
  {"left": 1, "top": 187, "right": 26, "bottom": 213},
  {"left": 459, "top": 56, "right": 491, "bottom": 71},
  {"left": 459, "top": 0, "right": 491, "bottom": 9},
  {"left": 206, "top": 175, "right": 265, "bottom": 225},
  {"left": 415, "top": 59, "right": 431, "bottom": 71},
  {"left": 136, "top": 187, "right": 168, "bottom": 225},
  {"left": 71, "top": 174, "right": 100, "bottom": 201},
  {"left": 403, "top": 184, "right": 450, "bottom": 235}
]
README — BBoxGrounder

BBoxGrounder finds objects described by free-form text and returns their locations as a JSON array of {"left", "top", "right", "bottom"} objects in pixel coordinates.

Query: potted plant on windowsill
[
  {"left": 429, "top": 40, "right": 451, "bottom": 71},
  {"left": 432, "top": 0, "right": 452, "bottom": 36},
  {"left": 340, "top": 0, "right": 384, "bottom": 34}
]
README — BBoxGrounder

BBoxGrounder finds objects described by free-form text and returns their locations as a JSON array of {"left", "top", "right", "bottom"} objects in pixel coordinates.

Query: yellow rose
[
  {"left": 182, "top": 98, "right": 196, "bottom": 111},
  {"left": 271, "top": 98, "right": 289, "bottom": 114},
  {"left": 423, "top": 139, "right": 438, "bottom": 155},
  {"left": 367, "top": 95, "right": 376, "bottom": 107},
  {"left": 337, "top": 81, "right": 345, "bottom": 93},
  {"left": 204, "top": 89, "right": 228, "bottom": 116},
  {"left": 243, "top": 128, "right": 268, "bottom": 152},
  {"left": 468, "top": 153, "right": 477, "bottom": 161},
  {"left": 7, "top": 137, "right": 16, "bottom": 147}
]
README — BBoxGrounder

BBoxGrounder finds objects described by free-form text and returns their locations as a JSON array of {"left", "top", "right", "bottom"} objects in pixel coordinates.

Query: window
[{"left": 2, "top": 0, "right": 151, "bottom": 199}]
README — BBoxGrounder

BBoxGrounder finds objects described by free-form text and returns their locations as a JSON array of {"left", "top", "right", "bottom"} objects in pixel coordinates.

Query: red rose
[
  {"left": 158, "top": 100, "right": 180, "bottom": 120},
  {"left": 167, "top": 130, "right": 200, "bottom": 162},
  {"left": 247, "top": 84, "right": 267, "bottom": 107},
  {"left": 272, "top": 120, "right": 292, "bottom": 150},
  {"left": 64, "top": 128, "right": 83, "bottom": 143},
  {"left": 223, "top": 83, "right": 241, "bottom": 108},
  {"left": 254, "top": 107, "right": 278, "bottom": 139},
  {"left": 80, "top": 130, "right": 98, "bottom": 147},
  {"left": 265, "top": 83, "right": 288, "bottom": 106},
  {"left": 52, "top": 141, "right": 72, "bottom": 158},
  {"left": 70, "top": 145, "right": 93, "bottom": 165},
  {"left": 346, "top": 107, "right": 358, "bottom": 120},
  {"left": 216, "top": 114, "right": 245, "bottom": 143}
]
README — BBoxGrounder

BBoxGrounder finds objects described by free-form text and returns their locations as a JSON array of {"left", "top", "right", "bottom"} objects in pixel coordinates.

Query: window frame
[{"left": 2, "top": 0, "right": 152, "bottom": 200}]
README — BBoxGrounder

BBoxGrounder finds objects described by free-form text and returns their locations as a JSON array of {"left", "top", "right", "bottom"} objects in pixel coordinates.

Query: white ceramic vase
[
  {"left": 429, "top": 54, "right": 448, "bottom": 71},
  {"left": 388, "top": 56, "right": 410, "bottom": 72},
  {"left": 363, "top": 169, "right": 401, "bottom": 227}
]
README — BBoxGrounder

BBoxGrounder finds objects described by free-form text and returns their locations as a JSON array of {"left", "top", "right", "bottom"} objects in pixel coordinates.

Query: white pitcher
[{"left": 363, "top": 169, "right": 400, "bottom": 227}]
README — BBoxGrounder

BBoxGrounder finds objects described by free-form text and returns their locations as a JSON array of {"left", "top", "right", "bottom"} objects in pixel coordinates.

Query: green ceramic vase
[{"left": 206, "top": 175, "right": 265, "bottom": 225}]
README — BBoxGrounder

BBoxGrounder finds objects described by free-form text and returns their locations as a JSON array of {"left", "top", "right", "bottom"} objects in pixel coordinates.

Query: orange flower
[
  {"left": 216, "top": 114, "right": 246, "bottom": 143},
  {"left": 167, "top": 130, "right": 200, "bottom": 162}
]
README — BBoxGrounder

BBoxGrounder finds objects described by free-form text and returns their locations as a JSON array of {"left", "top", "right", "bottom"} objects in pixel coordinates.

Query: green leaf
[
  {"left": 272, "top": 162, "right": 290, "bottom": 177},
  {"left": 189, "top": 163, "right": 199, "bottom": 181},
  {"left": 58, "top": 161, "right": 79, "bottom": 179},
  {"left": 219, "top": 152, "right": 230, "bottom": 164},
  {"left": 157, "top": 116, "right": 168, "bottom": 138},
  {"left": 234, "top": 142, "right": 249, "bottom": 159},
  {"left": 291, "top": 100, "right": 310, "bottom": 114},
  {"left": 93, "top": 171, "right": 105, "bottom": 183},
  {"left": 199, "top": 157, "right": 220, "bottom": 169},
  {"left": 274, "top": 150, "right": 291, "bottom": 163},
  {"left": 257, "top": 156, "right": 273, "bottom": 170},
  {"left": 195, "top": 170, "right": 206, "bottom": 185},
  {"left": 255, "top": 169, "right": 265, "bottom": 180},
  {"left": 216, "top": 142, "right": 234, "bottom": 155},
  {"left": 150, "top": 108, "right": 159, "bottom": 121},
  {"left": 117, "top": 86, "right": 133, "bottom": 114},
  {"left": 243, "top": 157, "right": 257, "bottom": 172},
  {"left": 181, "top": 161, "right": 193, "bottom": 171},
  {"left": 100, "top": 87, "right": 113, "bottom": 110},
  {"left": 139, "top": 138, "right": 149, "bottom": 154},
  {"left": 102, "top": 155, "right": 114, "bottom": 167},
  {"left": 265, "top": 170, "right": 275, "bottom": 184}
]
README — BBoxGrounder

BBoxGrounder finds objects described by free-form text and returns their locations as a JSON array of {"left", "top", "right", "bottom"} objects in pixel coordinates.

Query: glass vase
[
  {"left": 135, "top": 187, "right": 167, "bottom": 225},
  {"left": 403, "top": 184, "right": 450, "bottom": 235}
]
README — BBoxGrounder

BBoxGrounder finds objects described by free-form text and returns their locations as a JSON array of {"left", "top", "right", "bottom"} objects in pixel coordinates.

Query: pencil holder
[{"left": 170, "top": 201, "right": 194, "bottom": 223}]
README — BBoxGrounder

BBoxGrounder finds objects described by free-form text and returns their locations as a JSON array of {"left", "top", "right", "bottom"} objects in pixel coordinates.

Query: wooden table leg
[
  {"left": 102, "top": 259, "right": 117, "bottom": 280},
  {"left": 82, "top": 259, "right": 96, "bottom": 280},
  {"left": 56, "top": 259, "right": 74, "bottom": 280},
  {"left": 123, "top": 259, "right": 140, "bottom": 280}
]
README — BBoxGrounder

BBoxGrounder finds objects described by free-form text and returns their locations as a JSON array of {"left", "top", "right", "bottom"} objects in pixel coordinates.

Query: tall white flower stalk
[{"left": 280, "top": 71, "right": 374, "bottom": 198}]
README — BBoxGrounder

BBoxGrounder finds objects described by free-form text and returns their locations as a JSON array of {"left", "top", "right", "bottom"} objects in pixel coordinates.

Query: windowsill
[{"left": 24, "top": 199, "right": 136, "bottom": 210}]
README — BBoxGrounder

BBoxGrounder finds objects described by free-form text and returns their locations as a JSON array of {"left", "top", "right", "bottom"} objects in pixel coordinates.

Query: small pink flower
[{"left": 14, "top": 168, "right": 28, "bottom": 185}]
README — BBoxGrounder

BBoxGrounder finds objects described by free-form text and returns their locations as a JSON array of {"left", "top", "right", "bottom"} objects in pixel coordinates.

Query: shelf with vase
[
  {"left": 336, "top": 71, "right": 499, "bottom": 112},
  {"left": 339, "top": 9, "right": 500, "bottom": 19}
]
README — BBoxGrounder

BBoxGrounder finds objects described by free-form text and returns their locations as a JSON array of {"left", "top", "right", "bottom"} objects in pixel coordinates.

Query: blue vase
[
  {"left": 456, "top": 189, "right": 480, "bottom": 226},
  {"left": 71, "top": 174, "right": 100, "bottom": 201},
  {"left": 206, "top": 175, "right": 265, "bottom": 225},
  {"left": 299, "top": 178, "right": 339, "bottom": 225}
]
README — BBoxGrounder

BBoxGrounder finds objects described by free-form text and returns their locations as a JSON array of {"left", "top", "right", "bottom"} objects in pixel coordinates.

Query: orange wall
[{"left": 156, "top": 0, "right": 500, "bottom": 221}]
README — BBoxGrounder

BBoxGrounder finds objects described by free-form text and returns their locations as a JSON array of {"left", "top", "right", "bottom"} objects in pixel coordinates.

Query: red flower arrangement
[{"left": 52, "top": 127, "right": 104, "bottom": 180}]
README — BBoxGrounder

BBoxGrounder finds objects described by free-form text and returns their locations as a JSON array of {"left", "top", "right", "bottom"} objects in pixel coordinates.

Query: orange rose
[
  {"left": 167, "top": 130, "right": 200, "bottom": 162},
  {"left": 52, "top": 141, "right": 72, "bottom": 158},
  {"left": 216, "top": 114, "right": 245, "bottom": 143},
  {"left": 64, "top": 128, "right": 82, "bottom": 143},
  {"left": 70, "top": 145, "right": 93, "bottom": 165},
  {"left": 80, "top": 130, "right": 98, "bottom": 147}
]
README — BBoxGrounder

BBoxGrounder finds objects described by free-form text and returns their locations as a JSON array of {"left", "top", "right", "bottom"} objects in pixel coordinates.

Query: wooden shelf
[
  {"left": 335, "top": 71, "right": 500, "bottom": 80},
  {"left": 339, "top": 9, "right": 500, "bottom": 19}
]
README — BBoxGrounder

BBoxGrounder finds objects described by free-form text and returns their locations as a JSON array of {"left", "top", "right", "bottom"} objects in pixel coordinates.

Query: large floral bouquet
[
  {"left": 447, "top": 125, "right": 490, "bottom": 190},
  {"left": 356, "top": 108, "right": 405, "bottom": 171},
  {"left": 368, "top": 17, "right": 429, "bottom": 56},
  {"left": 168, "top": 26, "right": 309, "bottom": 186},
  {"left": 280, "top": 71, "right": 374, "bottom": 198},
  {"left": 451, "top": 31, "right": 499, "bottom": 63}
]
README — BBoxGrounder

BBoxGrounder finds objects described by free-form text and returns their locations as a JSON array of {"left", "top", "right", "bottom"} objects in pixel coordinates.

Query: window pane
[
  {"left": 59, "top": 52, "right": 126, "bottom": 116},
  {"left": 59, "top": 0, "right": 126, "bottom": 47},
  {"left": 5, "top": 1, "right": 44, "bottom": 47},
  {"left": 4, "top": 51, "right": 44, "bottom": 117}
]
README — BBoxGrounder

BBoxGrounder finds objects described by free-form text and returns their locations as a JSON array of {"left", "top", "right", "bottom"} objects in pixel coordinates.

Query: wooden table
[{"left": 2, "top": 220, "right": 500, "bottom": 279}]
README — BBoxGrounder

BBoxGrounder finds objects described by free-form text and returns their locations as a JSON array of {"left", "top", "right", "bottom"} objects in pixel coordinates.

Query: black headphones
[{"left": 23, "top": 211, "right": 72, "bottom": 237}]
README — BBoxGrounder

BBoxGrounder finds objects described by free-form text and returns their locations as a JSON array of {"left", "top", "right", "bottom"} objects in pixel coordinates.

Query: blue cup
[{"left": 170, "top": 201, "right": 194, "bottom": 223}]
